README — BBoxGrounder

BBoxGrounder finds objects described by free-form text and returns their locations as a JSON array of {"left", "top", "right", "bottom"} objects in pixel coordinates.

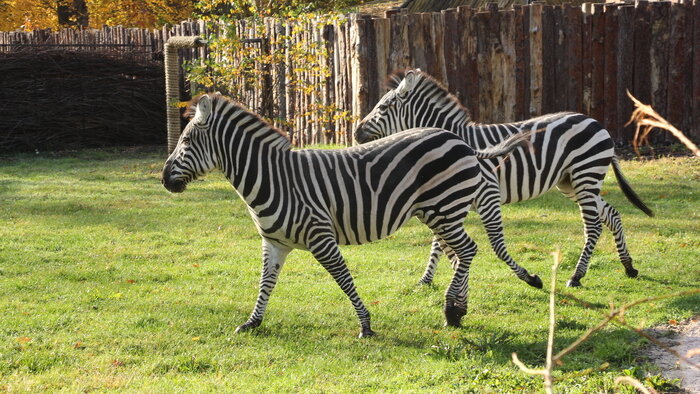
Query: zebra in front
[
  {"left": 354, "top": 69, "right": 653, "bottom": 288},
  {"left": 161, "top": 93, "right": 530, "bottom": 337}
]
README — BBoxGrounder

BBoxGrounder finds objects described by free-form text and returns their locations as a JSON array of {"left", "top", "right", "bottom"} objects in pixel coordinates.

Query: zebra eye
[{"left": 182, "top": 136, "right": 191, "bottom": 144}]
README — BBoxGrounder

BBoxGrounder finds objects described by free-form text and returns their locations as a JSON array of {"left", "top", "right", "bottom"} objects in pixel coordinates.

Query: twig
[
  {"left": 626, "top": 91, "right": 700, "bottom": 157},
  {"left": 614, "top": 376, "right": 657, "bottom": 394}
]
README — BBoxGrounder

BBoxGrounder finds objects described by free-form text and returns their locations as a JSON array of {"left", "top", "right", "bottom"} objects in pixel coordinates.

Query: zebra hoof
[
  {"left": 418, "top": 278, "right": 433, "bottom": 286},
  {"left": 526, "top": 274, "right": 544, "bottom": 289},
  {"left": 625, "top": 267, "right": 639, "bottom": 278},
  {"left": 235, "top": 320, "right": 261, "bottom": 333},
  {"left": 359, "top": 328, "right": 376, "bottom": 338},
  {"left": 566, "top": 278, "right": 582, "bottom": 288},
  {"left": 444, "top": 303, "right": 466, "bottom": 327}
]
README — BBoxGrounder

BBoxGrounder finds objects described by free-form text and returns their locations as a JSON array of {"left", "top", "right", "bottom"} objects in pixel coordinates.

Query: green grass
[{"left": 0, "top": 147, "right": 698, "bottom": 392}]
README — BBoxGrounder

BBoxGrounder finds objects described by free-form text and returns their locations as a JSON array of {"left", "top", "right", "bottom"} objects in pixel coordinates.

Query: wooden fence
[{"left": 2, "top": 1, "right": 698, "bottom": 147}]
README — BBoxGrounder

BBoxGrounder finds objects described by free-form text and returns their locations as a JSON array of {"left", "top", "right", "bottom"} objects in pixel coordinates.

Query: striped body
[
  {"left": 355, "top": 69, "right": 652, "bottom": 287},
  {"left": 162, "top": 94, "right": 529, "bottom": 336}
]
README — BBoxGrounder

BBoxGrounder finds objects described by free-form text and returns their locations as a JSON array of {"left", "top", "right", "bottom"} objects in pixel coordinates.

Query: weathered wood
[
  {"left": 529, "top": 3, "right": 544, "bottom": 117},
  {"left": 590, "top": 3, "right": 605, "bottom": 123},
  {"left": 581, "top": 4, "right": 592, "bottom": 116},
  {"left": 553, "top": 5, "right": 569, "bottom": 112},
  {"left": 617, "top": 5, "right": 635, "bottom": 142},
  {"left": 459, "top": 6, "right": 478, "bottom": 116},
  {"left": 667, "top": 2, "right": 691, "bottom": 135},
  {"left": 565, "top": 4, "right": 582, "bottom": 114},
  {"left": 693, "top": 0, "right": 700, "bottom": 139},
  {"left": 514, "top": 5, "right": 528, "bottom": 121},
  {"left": 500, "top": 9, "right": 517, "bottom": 122},
  {"left": 603, "top": 4, "right": 619, "bottom": 139},
  {"left": 476, "top": 11, "right": 493, "bottom": 122},
  {"left": 541, "top": 5, "right": 556, "bottom": 114},
  {"left": 442, "top": 8, "right": 460, "bottom": 92}
]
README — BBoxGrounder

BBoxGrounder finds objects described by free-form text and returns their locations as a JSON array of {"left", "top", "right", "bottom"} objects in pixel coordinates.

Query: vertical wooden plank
[
  {"left": 553, "top": 5, "right": 568, "bottom": 112},
  {"left": 389, "top": 12, "right": 410, "bottom": 72},
  {"left": 500, "top": 9, "right": 517, "bottom": 122},
  {"left": 363, "top": 16, "right": 379, "bottom": 113},
  {"left": 350, "top": 15, "right": 370, "bottom": 132},
  {"left": 421, "top": 13, "right": 438, "bottom": 77},
  {"left": 667, "top": 2, "right": 691, "bottom": 135},
  {"left": 581, "top": 4, "right": 593, "bottom": 116},
  {"left": 632, "top": 1, "right": 652, "bottom": 112},
  {"left": 374, "top": 17, "right": 391, "bottom": 96},
  {"left": 442, "top": 8, "right": 460, "bottom": 92},
  {"left": 617, "top": 5, "right": 635, "bottom": 142},
  {"left": 590, "top": 3, "right": 605, "bottom": 123},
  {"left": 460, "top": 6, "right": 478, "bottom": 117},
  {"left": 514, "top": 5, "right": 528, "bottom": 121},
  {"left": 408, "top": 13, "right": 426, "bottom": 70},
  {"left": 693, "top": 0, "right": 700, "bottom": 140},
  {"left": 431, "top": 12, "right": 447, "bottom": 84},
  {"left": 529, "top": 3, "right": 544, "bottom": 117},
  {"left": 541, "top": 5, "right": 556, "bottom": 114},
  {"left": 604, "top": 4, "right": 619, "bottom": 139},
  {"left": 475, "top": 10, "right": 492, "bottom": 123},
  {"left": 566, "top": 4, "right": 583, "bottom": 114}
]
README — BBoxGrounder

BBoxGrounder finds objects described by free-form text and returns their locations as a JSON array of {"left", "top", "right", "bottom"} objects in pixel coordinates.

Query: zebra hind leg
[
  {"left": 567, "top": 190, "right": 604, "bottom": 287},
  {"left": 236, "top": 239, "right": 292, "bottom": 333},
  {"left": 600, "top": 200, "right": 638, "bottom": 278},
  {"left": 476, "top": 196, "right": 542, "bottom": 288},
  {"left": 418, "top": 236, "right": 443, "bottom": 285},
  {"left": 434, "top": 225, "right": 478, "bottom": 327},
  {"left": 310, "top": 236, "right": 375, "bottom": 338}
]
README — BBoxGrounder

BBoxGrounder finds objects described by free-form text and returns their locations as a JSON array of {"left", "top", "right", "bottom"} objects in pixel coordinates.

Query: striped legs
[
  {"left": 433, "top": 224, "right": 478, "bottom": 327},
  {"left": 475, "top": 195, "right": 543, "bottom": 288},
  {"left": 310, "top": 236, "right": 374, "bottom": 338},
  {"left": 419, "top": 237, "right": 443, "bottom": 284},
  {"left": 236, "top": 238, "right": 292, "bottom": 333},
  {"left": 600, "top": 200, "right": 638, "bottom": 278}
]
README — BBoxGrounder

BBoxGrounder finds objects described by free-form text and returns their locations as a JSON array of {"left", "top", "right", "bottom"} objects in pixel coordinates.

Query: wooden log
[
  {"left": 514, "top": 5, "right": 529, "bottom": 121},
  {"left": 442, "top": 8, "right": 460, "bottom": 92},
  {"left": 565, "top": 4, "right": 583, "bottom": 114},
  {"left": 553, "top": 5, "right": 568, "bottom": 112},
  {"left": 581, "top": 4, "right": 592, "bottom": 116},
  {"left": 421, "top": 13, "right": 438, "bottom": 77},
  {"left": 389, "top": 12, "right": 410, "bottom": 72},
  {"left": 693, "top": 0, "right": 700, "bottom": 140},
  {"left": 666, "top": 2, "right": 691, "bottom": 136},
  {"left": 407, "top": 13, "right": 426, "bottom": 70},
  {"left": 603, "top": 4, "right": 619, "bottom": 139},
  {"left": 590, "top": 3, "right": 605, "bottom": 123},
  {"left": 476, "top": 10, "right": 493, "bottom": 122},
  {"left": 500, "top": 9, "right": 517, "bottom": 122},
  {"left": 459, "top": 6, "right": 477, "bottom": 115},
  {"left": 632, "top": 1, "right": 652, "bottom": 115},
  {"left": 529, "top": 3, "right": 544, "bottom": 117},
  {"left": 350, "top": 15, "right": 370, "bottom": 132},
  {"left": 374, "top": 17, "right": 391, "bottom": 96},
  {"left": 431, "top": 12, "right": 447, "bottom": 84},
  {"left": 541, "top": 5, "right": 556, "bottom": 114},
  {"left": 617, "top": 5, "right": 636, "bottom": 142}
]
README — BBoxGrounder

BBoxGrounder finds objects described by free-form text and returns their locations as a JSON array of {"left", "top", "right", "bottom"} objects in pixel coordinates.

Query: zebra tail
[
  {"left": 611, "top": 156, "right": 654, "bottom": 217},
  {"left": 474, "top": 130, "right": 533, "bottom": 160}
]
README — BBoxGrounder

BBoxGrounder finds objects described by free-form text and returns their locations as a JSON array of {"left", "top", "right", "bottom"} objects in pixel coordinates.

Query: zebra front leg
[
  {"left": 567, "top": 192, "right": 604, "bottom": 287},
  {"left": 476, "top": 196, "right": 543, "bottom": 288},
  {"left": 235, "top": 239, "right": 291, "bottom": 333},
  {"left": 600, "top": 200, "right": 639, "bottom": 278},
  {"left": 435, "top": 225, "right": 478, "bottom": 327},
  {"left": 310, "top": 236, "right": 375, "bottom": 338},
  {"left": 419, "top": 236, "right": 443, "bottom": 285}
]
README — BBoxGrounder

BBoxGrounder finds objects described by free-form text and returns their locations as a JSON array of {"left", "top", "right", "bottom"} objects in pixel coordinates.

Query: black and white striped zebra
[
  {"left": 161, "top": 93, "right": 530, "bottom": 337},
  {"left": 354, "top": 69, "right": 653, "bottom": 288}
]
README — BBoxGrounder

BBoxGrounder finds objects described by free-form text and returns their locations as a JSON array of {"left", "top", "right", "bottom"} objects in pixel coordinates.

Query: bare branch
[{"left": 614, "top": 376, "right": 658, "bottom": 394}]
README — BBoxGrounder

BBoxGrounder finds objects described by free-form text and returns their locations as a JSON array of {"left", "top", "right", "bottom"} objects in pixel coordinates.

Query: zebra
[
  {"left": 161, "top": 93, "right": 531, "bottom": 337},
  {"left": 354, "top": 69, "right": 654, "bottom": 288}
]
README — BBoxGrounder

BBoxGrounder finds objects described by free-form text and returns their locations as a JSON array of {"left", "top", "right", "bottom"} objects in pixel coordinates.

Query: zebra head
[
  {"left": 354, "top": 69, "right": 420, "bottom": 144},
  {"left": 162, "top": 94, "right": 220, "bottom": 193}
]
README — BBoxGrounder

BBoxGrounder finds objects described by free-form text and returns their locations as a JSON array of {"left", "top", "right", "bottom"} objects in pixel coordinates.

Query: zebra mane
[
  {"left": 386, "top": 69, "right": 472, "bottom": 121},
  {"left": 184, "top": 93, "right": 291, "bottom": 142}
]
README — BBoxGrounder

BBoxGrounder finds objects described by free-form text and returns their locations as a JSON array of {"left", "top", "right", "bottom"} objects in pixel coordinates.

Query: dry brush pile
[{"left": 0, "top": 49, "right": 167, "bottom": 153}]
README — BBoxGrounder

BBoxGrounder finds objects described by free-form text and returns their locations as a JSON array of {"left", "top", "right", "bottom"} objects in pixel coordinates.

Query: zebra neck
[{"left": 218, "top": 113, "right": 292, "bottom": 207}]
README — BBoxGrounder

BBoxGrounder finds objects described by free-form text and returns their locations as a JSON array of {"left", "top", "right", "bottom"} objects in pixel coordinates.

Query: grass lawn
[{"left": 1, "top": 146, "right": 698, "bottom": 392}]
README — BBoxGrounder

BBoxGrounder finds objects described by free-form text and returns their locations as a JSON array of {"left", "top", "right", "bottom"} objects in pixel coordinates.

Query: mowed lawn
[{"left": 0, "top": 147, "right": 698, "bottom": 392}]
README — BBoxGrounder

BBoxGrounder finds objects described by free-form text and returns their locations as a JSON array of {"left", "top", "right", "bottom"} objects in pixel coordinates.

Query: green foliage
[{"left": 0, "top": 149, "right": 698, "bottom": 391}]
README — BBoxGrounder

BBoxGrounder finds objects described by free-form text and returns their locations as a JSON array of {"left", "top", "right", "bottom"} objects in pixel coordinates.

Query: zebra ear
[
  {"left": 396, "top": 70, "right": 416, "bottom": 95},
  {"left": 194, "top": 94, "right": 212, "bottom": 123}
]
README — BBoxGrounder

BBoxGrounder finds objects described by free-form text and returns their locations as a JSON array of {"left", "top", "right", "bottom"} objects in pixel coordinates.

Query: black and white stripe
[
  {"left": 162, "top": 93, "right": 529, "bottom": 337},
  {"left": 355, "top": 69, "right": 653, "bottom": 288}
]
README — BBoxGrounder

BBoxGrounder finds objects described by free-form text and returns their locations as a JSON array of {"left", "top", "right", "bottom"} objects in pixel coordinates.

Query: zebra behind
[
  {"left": 354, "top": 69, "right": 653, "bottom": 288},
  {"left": 161, "top": 93, "right": 530, "bottom": 337}
]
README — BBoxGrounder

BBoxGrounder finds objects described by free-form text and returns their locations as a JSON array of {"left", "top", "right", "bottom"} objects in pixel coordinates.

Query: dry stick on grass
[
  {"left": 614, "top": 376, "right": 657, "bottom": 394},
  {"left": 511, "top": 250, "right": 700, "bottom": 392},
  {"left": 626, "top": 91, "right": 700, "bottom": 157}
]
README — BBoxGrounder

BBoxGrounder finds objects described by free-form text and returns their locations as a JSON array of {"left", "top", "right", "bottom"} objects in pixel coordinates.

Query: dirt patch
[{"left": 645, "top": 316, "right": 700, "bottom": 393}]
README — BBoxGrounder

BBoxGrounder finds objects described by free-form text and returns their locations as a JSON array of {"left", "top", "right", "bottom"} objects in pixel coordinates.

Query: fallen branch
[{"left": 626, "top": 91, "right": 700, "bottom": 157}]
